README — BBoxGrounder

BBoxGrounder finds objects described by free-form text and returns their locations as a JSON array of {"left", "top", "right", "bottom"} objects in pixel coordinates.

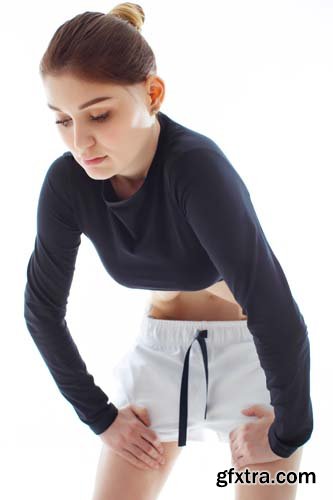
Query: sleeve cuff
[
  {"left": 88, "top": 403, "right": 119, "bottom": 435},
  {"left": 268, "top": 424, "right": 299, "bottom": 458}
]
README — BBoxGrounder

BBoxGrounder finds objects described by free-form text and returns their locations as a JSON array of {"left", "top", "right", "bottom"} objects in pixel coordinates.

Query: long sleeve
[
  {"left": 24, "top": 156, "right": 118, "bottom": 434},
  {"left": 169, "top": 147, "right": 313, "bottom": 458}
]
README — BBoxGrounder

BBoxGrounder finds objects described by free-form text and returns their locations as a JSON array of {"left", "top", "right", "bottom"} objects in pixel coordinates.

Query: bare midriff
[
  {"left": 110, "top": 177, "right": 247, "bottom": 323},
  {"left": 147, "top": 280, "right": 248, "bottom": 321}
]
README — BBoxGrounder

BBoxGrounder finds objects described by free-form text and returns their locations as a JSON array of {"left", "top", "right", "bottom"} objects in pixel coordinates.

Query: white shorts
[{"left": 110, "top": 308, "right": 273, "bottom": 446}]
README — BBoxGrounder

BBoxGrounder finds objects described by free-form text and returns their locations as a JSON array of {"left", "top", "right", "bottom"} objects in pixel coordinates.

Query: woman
[{"left": 24, "top": 3, "right": 313, "bottom": 499}]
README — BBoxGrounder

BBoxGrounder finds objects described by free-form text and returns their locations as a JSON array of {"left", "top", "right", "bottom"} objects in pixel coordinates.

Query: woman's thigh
[
  {"left": 91, "top": 440, "right": 182, "bottom": 500},
  {"left": 234, "top": 445, "right": 303, "bottom": 500}
]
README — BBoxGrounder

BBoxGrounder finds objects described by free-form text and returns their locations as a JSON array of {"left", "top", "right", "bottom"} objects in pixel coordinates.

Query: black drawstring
[{"left": 178, "top": 329, "right": 209, "bottom": 446}]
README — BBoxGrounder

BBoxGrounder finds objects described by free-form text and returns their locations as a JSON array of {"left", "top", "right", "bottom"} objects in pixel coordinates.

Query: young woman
[{"left": 24, "top": 3, "right": 313, "bottom": 499}]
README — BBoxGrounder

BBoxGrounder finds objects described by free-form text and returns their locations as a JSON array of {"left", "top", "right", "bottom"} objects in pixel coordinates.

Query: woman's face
[{"left": 43, "top": 73, "right": 162, "bottom": 181}]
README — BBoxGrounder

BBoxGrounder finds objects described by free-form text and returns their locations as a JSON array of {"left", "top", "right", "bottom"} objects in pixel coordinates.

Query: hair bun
[{"left": 107, "top": 2, "right": 145, "bottom": 31}]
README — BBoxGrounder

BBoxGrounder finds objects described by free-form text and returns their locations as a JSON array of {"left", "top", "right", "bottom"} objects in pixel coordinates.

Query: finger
[
  {"left": 136, "top": 436, "right": 165, "bottom": 463},
  {"left": 231, "top": 443, "right": 241, "bottom": 453},
  {"left": 229, "top": 435, "right": 241, "bottom": 451},
  {"left": 229, "top": 425, "right": 244, "bottom": 443},
  {"left": 232, "top": 449, "right": 243, "bottom": 463},
  {"left": 229, "top": 429, "right": 236, "bottom": 441},
  {"left": 119, "top": 448, "right": 151, "bottom": 471},
  {"left": 248, "top": 404, "right": 271, "bottom": 418},
  {"left": 229, "top": 434, "right": 238, "bottom": 447},
  {"left": 126, "top": 442, "right": 161, "bottom": 469},
  {"left": 233, "top": 455, "right": 244, "bottom": 470},
  {"left": 130, "top": 405, "right": 151, "bottom": 427},
  {"left": 237, "top": 453, "right": 250, "bottom": 470},
  {"left": 141, "top": 429, "right": 164, "bottom": 454}
]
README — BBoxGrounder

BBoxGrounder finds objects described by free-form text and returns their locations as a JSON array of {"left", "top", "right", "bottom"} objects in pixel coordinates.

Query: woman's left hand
[{"left": 228, "top": 404, "right": 282, "bottom": 470}]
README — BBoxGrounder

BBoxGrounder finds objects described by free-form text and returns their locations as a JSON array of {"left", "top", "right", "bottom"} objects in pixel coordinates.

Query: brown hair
[{"left": 39, "top": 3, "right": 157, "bottom": 85}]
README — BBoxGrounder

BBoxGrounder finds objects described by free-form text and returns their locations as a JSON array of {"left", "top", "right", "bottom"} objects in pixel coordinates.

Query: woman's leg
[
  {"left": 91, "top": 440, "right": 182, "bottom": 500},
  {"left": 234, "top": 445, "right": 303, "bottom": 500}
]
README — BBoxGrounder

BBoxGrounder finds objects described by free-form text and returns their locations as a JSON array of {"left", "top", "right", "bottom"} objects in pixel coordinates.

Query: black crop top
[{"left": 24, "top": 110, "right": 313, "bottom": 458}]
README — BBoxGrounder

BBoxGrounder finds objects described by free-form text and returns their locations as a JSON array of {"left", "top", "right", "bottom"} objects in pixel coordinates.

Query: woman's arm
[
  {"left": 24, "top": 155, "right": 118, "bottom": 434},
  {"left": 168, "top": 146, "right": 313, "bottom": 458}
]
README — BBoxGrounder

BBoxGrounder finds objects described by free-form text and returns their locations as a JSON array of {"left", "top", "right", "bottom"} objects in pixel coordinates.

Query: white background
[{"left": 1, "top": 0, "right": 332, "bottom": 498}]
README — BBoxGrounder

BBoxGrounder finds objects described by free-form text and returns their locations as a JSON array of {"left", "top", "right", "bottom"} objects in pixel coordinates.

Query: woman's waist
[{"left": 147, "top": 289, "right": 247, "bottom": 322}]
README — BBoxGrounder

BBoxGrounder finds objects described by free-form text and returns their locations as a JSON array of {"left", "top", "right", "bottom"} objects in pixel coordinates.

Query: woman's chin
[{"left": 81, "top": 165, "right": 113, "bottom": 181}]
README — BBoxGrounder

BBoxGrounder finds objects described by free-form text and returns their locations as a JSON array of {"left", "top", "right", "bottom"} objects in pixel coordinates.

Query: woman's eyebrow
[{"left": 47, "top": 96, "right": 114, "bottom": 112}]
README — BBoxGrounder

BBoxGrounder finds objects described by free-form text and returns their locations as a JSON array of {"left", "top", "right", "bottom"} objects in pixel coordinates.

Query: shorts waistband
[
  {"left": 137, "top": 304, "right": 253, "bottom": 448},
  {"left": 136, "top": 306, "right": 252, "bottom": 351}
]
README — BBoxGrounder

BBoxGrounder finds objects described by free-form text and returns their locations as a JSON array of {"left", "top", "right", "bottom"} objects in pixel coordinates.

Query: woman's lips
[{"left": 82, "top": 156, "right": 107, "bottom": 165}]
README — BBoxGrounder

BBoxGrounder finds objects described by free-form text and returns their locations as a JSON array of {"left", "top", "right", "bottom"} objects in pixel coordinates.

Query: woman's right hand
[{"left": 99, "top": 404, "right": 166, "bottom": 471}]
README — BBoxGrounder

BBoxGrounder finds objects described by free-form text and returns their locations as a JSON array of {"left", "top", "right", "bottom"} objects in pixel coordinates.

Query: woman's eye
[{"left": 55, "top": 112, "right": 110, "bottom": 128}]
